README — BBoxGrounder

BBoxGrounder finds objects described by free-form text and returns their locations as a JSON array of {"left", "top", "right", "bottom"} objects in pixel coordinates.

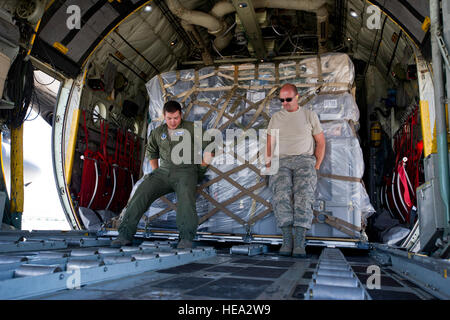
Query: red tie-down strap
[
  {"left": 104, "top": 128, "right": 121, "bottom": 212},
  {"left": 403, "top": 112, "right": 414, "bottom": 176},
  {"left": 410, "top": 108, "right": 424, "bottom": 190},
  {"left": 396, "top": 160, "right": 412, "bottom": 223},
  {"left": 109, "top": 129, "right": 132, "bottom": 212},
  {"left": 390, "top": 106, "right": 422, "bottom": 223},
  {"left": 90, "top": 119, "right": 113, "bottom": 210},
  {"left": 78, "top": 111, "right": 98, "bottom": 208},
  {"left": 414, "top": 140, "right": 424, "bottom": 190},
  {"left": 400, "top": 107, "right": 422, "bottom": 205}
]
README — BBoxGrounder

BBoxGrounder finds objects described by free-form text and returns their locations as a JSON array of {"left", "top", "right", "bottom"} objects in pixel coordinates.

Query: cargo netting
[{"left": 132, "top": 53, "right": 374, "bottom": 240}]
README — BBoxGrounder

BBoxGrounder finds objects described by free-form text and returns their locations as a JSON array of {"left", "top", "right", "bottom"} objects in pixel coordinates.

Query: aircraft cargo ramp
[{"left": 0, "top": 231, "right": 448, "bottom": 300}]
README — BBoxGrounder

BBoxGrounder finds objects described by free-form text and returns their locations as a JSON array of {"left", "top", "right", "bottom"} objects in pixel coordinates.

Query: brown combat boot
[
  {"left": 279, "top": 226, "right": 293, "bottom": 256},
  {"left": 292, "top": 226, "right": 307, "bottom": 258}
]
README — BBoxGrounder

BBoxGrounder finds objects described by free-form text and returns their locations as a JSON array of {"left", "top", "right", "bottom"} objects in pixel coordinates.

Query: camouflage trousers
[{"left": 269, "top": 155, "right": 317, "bottom": 229}]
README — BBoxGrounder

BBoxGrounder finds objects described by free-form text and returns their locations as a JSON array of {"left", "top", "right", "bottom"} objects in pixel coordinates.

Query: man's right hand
[{"left": 150, "top": 159, "right": 159, "bottom": 170}]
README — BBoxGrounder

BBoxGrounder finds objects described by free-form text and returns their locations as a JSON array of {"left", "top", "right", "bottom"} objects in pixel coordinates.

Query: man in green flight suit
[{"left": 111, "top": 100, "right": 212, "bottom": 249}]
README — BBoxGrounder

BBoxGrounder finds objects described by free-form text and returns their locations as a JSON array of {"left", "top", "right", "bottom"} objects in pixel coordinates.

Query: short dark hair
[{"left": 163, "top": 100, "right": 182, "bottom": 114}]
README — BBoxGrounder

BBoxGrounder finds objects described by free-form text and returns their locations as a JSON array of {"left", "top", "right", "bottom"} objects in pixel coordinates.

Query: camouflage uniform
[{"left": 269, "top": 155, "right": 317, "bottom": 230}]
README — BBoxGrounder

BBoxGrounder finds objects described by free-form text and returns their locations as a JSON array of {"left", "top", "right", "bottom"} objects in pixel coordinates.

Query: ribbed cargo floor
[{"left": 32, "top": 246, "right": 438, "bottom": 300}]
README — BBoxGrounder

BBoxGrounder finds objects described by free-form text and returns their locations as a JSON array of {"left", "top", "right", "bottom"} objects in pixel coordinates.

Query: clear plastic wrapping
[
  {"left": 306, "top": 93, "right": 360, "bottom": 122},
  {"left": 137, "top": 53, "right": 374, "bottom": 239}
]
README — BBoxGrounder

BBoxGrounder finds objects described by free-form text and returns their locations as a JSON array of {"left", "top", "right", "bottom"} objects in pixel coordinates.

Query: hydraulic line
[
  {"left": 402, "top": 157, "right": 415, "bottom": 197},
  {"left": 383, "top": 185, "right": 395, "bottom": 218},
  {"left": 87, "top": 160, "right": 99, "bottom": 209},
  {"left": 5, "top": 52, "right": 34, "bottom": 129},
  {"left": 105, "top": 165, "right": 117, "bottom": 211},
  {"left": 396, "top": 164, "right": 409, "bottom": 214},
  {"left": 404, "top": 166, "right": 415, "bottom": 197},
  {"left": 391, "top": 171, "right": 405, "bottom": 222}
]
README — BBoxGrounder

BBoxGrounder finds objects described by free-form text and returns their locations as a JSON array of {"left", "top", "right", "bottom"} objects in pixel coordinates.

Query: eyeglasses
[{"left": 279, "top": 96, "right": 297, "bottom": 103}]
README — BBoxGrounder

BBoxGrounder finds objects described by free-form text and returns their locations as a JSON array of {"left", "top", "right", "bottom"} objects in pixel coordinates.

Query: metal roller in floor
[
  {"left": 317, "top": 264, "right": 352, "bottom": 271},
  {"left": 131, "top": 253, "right": 158, "bottom": 260},
  {"left": 317, "top": 269, "right": 355, "bottom": 278},
  {"left": 103, "top": 256, "right": 136, "bottom": 265},
  {"left": 14, "top": 264, "right": 63, "bottom": 278},
  {"left": 154, "top": 252, "right": 176, "bottom": 257},
  {"left": 66, "top": 259, "right": 105, "bottom": 271},
  {"left": 97, "top": 247, "right": 122, "bottom": 254},
  {"left": 35, "top": 252, "right": 70, "bottom": 259},
  {"left": 70, "top": 249, "right": 99, "bottom": 256},
  {"left": 139, "top": 242, "right": 159, "bottom": 248},
  {"left": 319, "top": 260, "right": 350, "bottom": 266},
  {"left": 0, "top": 256, "right": 28, "bottom": 264},
  {"left": 120, "top": 247, "right": 141, "bottom": 253},
  {"left": 175, "top": 249, "right": 193, "bottom": 255},
  {"left": 306, "top": 248, "right": 371, "bottom": 300},
  {"left": 312, "top": 274, "right": 360, "bottom": 288},
  {"left": 306, "top": 284, "right": 368, "bottom": 300}
]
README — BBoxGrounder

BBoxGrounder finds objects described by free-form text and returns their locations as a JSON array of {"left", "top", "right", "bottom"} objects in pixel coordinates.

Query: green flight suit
[{"left": 118, "top": 120, "right": 208, "bottom": 241}]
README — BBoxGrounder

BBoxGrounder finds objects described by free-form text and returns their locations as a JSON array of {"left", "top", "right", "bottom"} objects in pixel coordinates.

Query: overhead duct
[
  {"left": 211, "top": 0, "right": 329, "bottom": 53},
  {"left": 167, "top": 0, "right": 231, "bottom": 64},
  {"left": 15, "top": 0, "right": 46, "bottom": 25},
  {"left": 210, "top": 1, "right": 236, "bottom": 18},
  {"left": 316, "top": 5, "right": 329, "bottom": 53},
  {"left": 166, "top": 0, "right": 224, "bottom": 33},
  {"left": 167, "top": 0, "right": 329, "bottom": 58},
  {"left": 208, "top": 1, "right": 236, "bottom": 52},
  {"left": 181, "top": 21, "right": 214, "bottom": 65},
  {"left": 211, "top": 0, "right": 328, "bottom": 15}
]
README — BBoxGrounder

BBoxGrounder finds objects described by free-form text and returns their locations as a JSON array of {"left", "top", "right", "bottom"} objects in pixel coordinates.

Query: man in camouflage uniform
[
  {"left": 266, "top": 83, "right": 325, "bottom": 257},
  {"left": 112, "top": 100, "right": 212, "bottom": 249}
]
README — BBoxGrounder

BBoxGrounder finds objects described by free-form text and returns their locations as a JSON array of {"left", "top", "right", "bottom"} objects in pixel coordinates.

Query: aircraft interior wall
[{"left": 0, "top": 0, "right": 433, "bottom": 248}]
